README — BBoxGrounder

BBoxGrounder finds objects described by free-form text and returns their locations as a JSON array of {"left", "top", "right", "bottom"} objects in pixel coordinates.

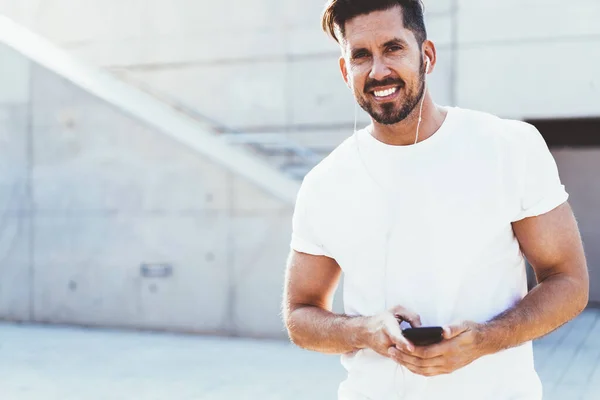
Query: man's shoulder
[
  {"left": 456, "top": 107, "right": 533, "bottom": 130},
  {"left": 455, "top": 107, "right": 541, "bottom": 145}
]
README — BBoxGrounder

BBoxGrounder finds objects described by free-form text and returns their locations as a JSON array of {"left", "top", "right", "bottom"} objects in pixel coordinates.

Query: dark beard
[{"left": 357, "top": 61, "right": 427, "bottom": 125}]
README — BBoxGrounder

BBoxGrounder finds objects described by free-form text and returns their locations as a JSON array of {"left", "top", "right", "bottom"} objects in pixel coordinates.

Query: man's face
[{"left": 341, "top": 6, "right": 426, "bottom": 125}]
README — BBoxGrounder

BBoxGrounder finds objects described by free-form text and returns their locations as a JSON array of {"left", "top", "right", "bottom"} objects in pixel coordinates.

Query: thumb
[
  {"left": 385, "top": 318, "right": 414, "bottom": 353},
  {"left": 443, "top": 322, "right": 470, "bottom": 340}
]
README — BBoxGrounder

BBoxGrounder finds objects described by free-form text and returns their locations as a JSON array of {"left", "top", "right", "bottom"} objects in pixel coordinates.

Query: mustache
[{"left": 364, "top": 77, "right": 405, "bottom": 93}]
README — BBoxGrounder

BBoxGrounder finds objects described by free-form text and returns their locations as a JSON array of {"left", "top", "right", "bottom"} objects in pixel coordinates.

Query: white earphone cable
[
  {"left": 354, "top": 101, "right": 358, "bottom": 133},
  {"left": 414, "top": 60, "right": 429, "bottom": 144}
]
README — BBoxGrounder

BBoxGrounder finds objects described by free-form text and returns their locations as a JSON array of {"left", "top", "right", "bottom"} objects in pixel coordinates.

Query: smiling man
[{"left": 282, "top": 1, "right": 589, "bottom": 399}]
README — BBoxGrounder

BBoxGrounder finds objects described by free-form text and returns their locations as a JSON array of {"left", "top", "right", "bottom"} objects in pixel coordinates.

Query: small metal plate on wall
[{"left": 140, "top": 263, "right": 173, "bottom": 278}]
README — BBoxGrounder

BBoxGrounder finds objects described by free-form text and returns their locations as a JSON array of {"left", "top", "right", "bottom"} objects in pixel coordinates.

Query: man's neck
[{"left": 369, "top": 94, "right": 447, "bottom": 146}]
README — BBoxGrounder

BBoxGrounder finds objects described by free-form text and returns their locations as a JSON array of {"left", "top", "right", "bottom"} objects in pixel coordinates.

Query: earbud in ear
[{"left": 425, "top": 57, "right": 431, "bottom": 73}]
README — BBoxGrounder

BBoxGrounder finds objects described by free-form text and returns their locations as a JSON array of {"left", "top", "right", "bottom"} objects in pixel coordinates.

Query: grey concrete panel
[
  {"left": 0, "top": 104, "right": 29, "bottom": 213},
  {"left": 284, "top": 0, "right": 329, "bottom": 28},
  {"left": 135, "top": 30, "right": 287, "bottom": 66},
  {"left": 0, "top": 216, "right": 31, "bottom": 321},
  {"left": 0, "top": 43, "right": 30, "bottom": 104},
  {"left": 429, "top": 48, "right": 454, "bottom": 106},
  {"left": 230, "top": 211, "right": 292, "bottom": 338},
  {"left": 457, "top": 0, "right": 600, "bottom": 44},
  {"left": 22, "top": 61, "right": 295, "bottom": 336},
  {"left": 456, "top": 40, "right": 600, "bottom": 119},
  {"left": 285, "top": 128, "right": 353, "bottom": 152},
  {"left": 33, "top": 212, "right": 230, "bottom": 333},
  {"left": 0, "top": 46, "right": 32, "bottom": 321},
  {"left": 32, "top": 124, "right": 231, "bottom": 213},
  {"left": 427, "top": 14, "right": 454, "bottom": 48},
  {"left": 288, "top": 55, "right": 357, "bottom": 126},
  {"left": 1, "top": 1, "right": 288, "bottom": 66},
  {"left": 232, "top": 176, "right": 289, "bottom": 213},
  {"left": 128, "top": 61, "right": 288, "bottom": 130},
  {"left": 427, "top": 0, "right": 454, "bottom": 14},
  {"left": 287, "top": 27, "right": 340, "bottom": 57},
  {"left": 143, "top": 0, "right": 285, "bottom": 36},
  {"left": 30, "top": 70, "right": 97, "bottom": 117},
  {"left": 0, "top": 1, "right": 35, "bottom": 24},
  {"left": 65, "top": 38, "right": 146, "bottom": 68},
  {"left": 31, "top": 66, "right": 231, "bottom": 212},
  {"left": 32, "top": 0, "right": 144, "bottom": 44}
]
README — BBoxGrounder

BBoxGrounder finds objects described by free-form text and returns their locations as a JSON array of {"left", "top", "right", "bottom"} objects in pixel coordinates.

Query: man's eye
[
  {"left": 387, "top": 45, "right": 402, "bottom": 52},
  {"left": 353, "top": 52, "right": 368, "bottom": 59}
]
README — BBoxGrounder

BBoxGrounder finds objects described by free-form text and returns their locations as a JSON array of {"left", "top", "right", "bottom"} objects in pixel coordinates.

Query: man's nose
[{"left": 369, "top": 56, "right": 392, "bottom": 82}]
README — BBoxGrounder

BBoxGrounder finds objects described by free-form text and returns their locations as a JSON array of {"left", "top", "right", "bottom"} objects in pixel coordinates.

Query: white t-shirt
[{"left": 290, "top": 106, "right": 568, "bottom": 400}]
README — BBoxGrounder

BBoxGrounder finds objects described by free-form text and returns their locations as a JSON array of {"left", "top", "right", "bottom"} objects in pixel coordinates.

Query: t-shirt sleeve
[
  {"left": 512, "top": 123, "right": 569, "bottom": 222},
  {"left": 290, "top": 176, "right": 332, "bottom": 257}
]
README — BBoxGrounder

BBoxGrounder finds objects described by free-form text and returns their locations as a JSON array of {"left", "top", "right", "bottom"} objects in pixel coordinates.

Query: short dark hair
[{"left": 321, "top": 0, "right": 427, "bottom": 46}]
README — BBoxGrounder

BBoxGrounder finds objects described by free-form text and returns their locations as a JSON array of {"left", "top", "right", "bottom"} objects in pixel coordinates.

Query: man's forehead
[{"left": 343, "top": 7, "right": 413, "bottom": 48}]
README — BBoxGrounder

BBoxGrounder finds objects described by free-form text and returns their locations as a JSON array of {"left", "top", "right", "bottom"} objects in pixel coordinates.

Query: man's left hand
[{"left": 387, "top": 321, "right": 489, "bottom": 377}]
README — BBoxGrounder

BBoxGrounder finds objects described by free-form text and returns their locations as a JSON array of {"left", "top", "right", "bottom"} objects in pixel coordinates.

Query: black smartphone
[{"left": 401, "top": 327, "right": 444, "bottom": 346}]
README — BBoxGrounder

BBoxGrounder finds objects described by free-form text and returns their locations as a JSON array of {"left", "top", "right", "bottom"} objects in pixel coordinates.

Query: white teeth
[{"left": 374, "top": 87, "right": 398, "bottom": 97}]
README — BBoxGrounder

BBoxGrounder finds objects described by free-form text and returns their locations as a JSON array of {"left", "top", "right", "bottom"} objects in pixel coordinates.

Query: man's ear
[
  {"left": 422, "top": 39, "right": 437, "bottom": 75},
  {"left": 339, "top": 56, "right": 351, "bottom": 89}
]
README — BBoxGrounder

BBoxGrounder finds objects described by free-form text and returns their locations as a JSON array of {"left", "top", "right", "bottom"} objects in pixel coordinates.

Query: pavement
[{"left": 0, "top": 309, "right": 599, "bottom": 400}]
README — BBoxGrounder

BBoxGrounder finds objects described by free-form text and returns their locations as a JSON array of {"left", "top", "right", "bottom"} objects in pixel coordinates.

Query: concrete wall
[
  {"left": 0, "top": 43, "right": 32, "bottom": 321},
  {"left": 456, "top": 0, "right": 600, "bottom": 120},
  {"left": 0, "top": 43, "right": 296, "bottom": 339}
]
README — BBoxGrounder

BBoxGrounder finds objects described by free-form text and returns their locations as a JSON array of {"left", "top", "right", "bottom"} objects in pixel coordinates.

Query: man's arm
[
  {"left": 283, "top": 250, "right": 419, "bottom": 355},
  {"left": 388, "top": 202, "right": 589, "bottom": 376},
  {"left": 283, "top": 250, "right": 360, "bottom": 354},
  {"left": 479, "top": 201, "right": 589, "bottom": 353}
]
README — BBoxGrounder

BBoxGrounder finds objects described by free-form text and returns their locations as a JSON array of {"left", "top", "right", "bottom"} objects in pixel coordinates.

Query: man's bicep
[
  {"left": 512, "top": 202, "right": 587, "bottom": 282},
  {"left": 284, "top": 250, "right": 342, "bottom": 313}
]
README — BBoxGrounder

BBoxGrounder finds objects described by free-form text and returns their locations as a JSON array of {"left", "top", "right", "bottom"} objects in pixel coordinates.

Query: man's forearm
[
  {"left": 479, "top": 272, "right": 588, "bottom": 355},
  {"left": 286, "top": 305, "right": 367, "bottom": 354}
]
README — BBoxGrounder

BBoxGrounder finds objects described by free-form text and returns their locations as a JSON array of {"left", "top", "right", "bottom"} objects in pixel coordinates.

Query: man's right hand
[
  {"left": 284, "top": 251, "right": 422, "bottom": 356},
  {"left": 361, "top": 305, "right": 422, "bottom": 358}
]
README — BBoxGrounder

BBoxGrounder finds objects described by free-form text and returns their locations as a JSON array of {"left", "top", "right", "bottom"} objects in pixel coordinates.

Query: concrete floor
[{"left": 1, "top": 309, "right": 599, "bottom": 400}]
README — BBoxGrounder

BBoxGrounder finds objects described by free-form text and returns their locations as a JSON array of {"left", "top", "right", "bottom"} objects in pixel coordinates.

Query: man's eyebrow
[
  {"left": 383, "top": 38, "right": 409, "bottom": 48},
  {"left": 349, "top": 46, "right": 369, "bottom": 56}
]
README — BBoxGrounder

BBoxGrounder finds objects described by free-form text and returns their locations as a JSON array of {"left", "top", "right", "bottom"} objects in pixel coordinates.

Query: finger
[
  {"left": 410, "top": 316, "right": 422, "bottom": 328},
  {"left": 406, "top": 365, "right": 448, "bottom": 377},
  {"left": 389, "top": 305, "right": 421, "bottom": 328},
  {"left": 410, "top": 342, "right": 448, "bottom": 359},
  {"left": 394, "top": 343, "right": 469, "bottom": 377},
  {"left": 389, "top": 330, "right": 415, "bottom": 353},
  {"left": 388, "top": 347, "right": 445, "bottom": 369},
  {"left": 443, "top": 322, "right": 470, "bottom": 340}
]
